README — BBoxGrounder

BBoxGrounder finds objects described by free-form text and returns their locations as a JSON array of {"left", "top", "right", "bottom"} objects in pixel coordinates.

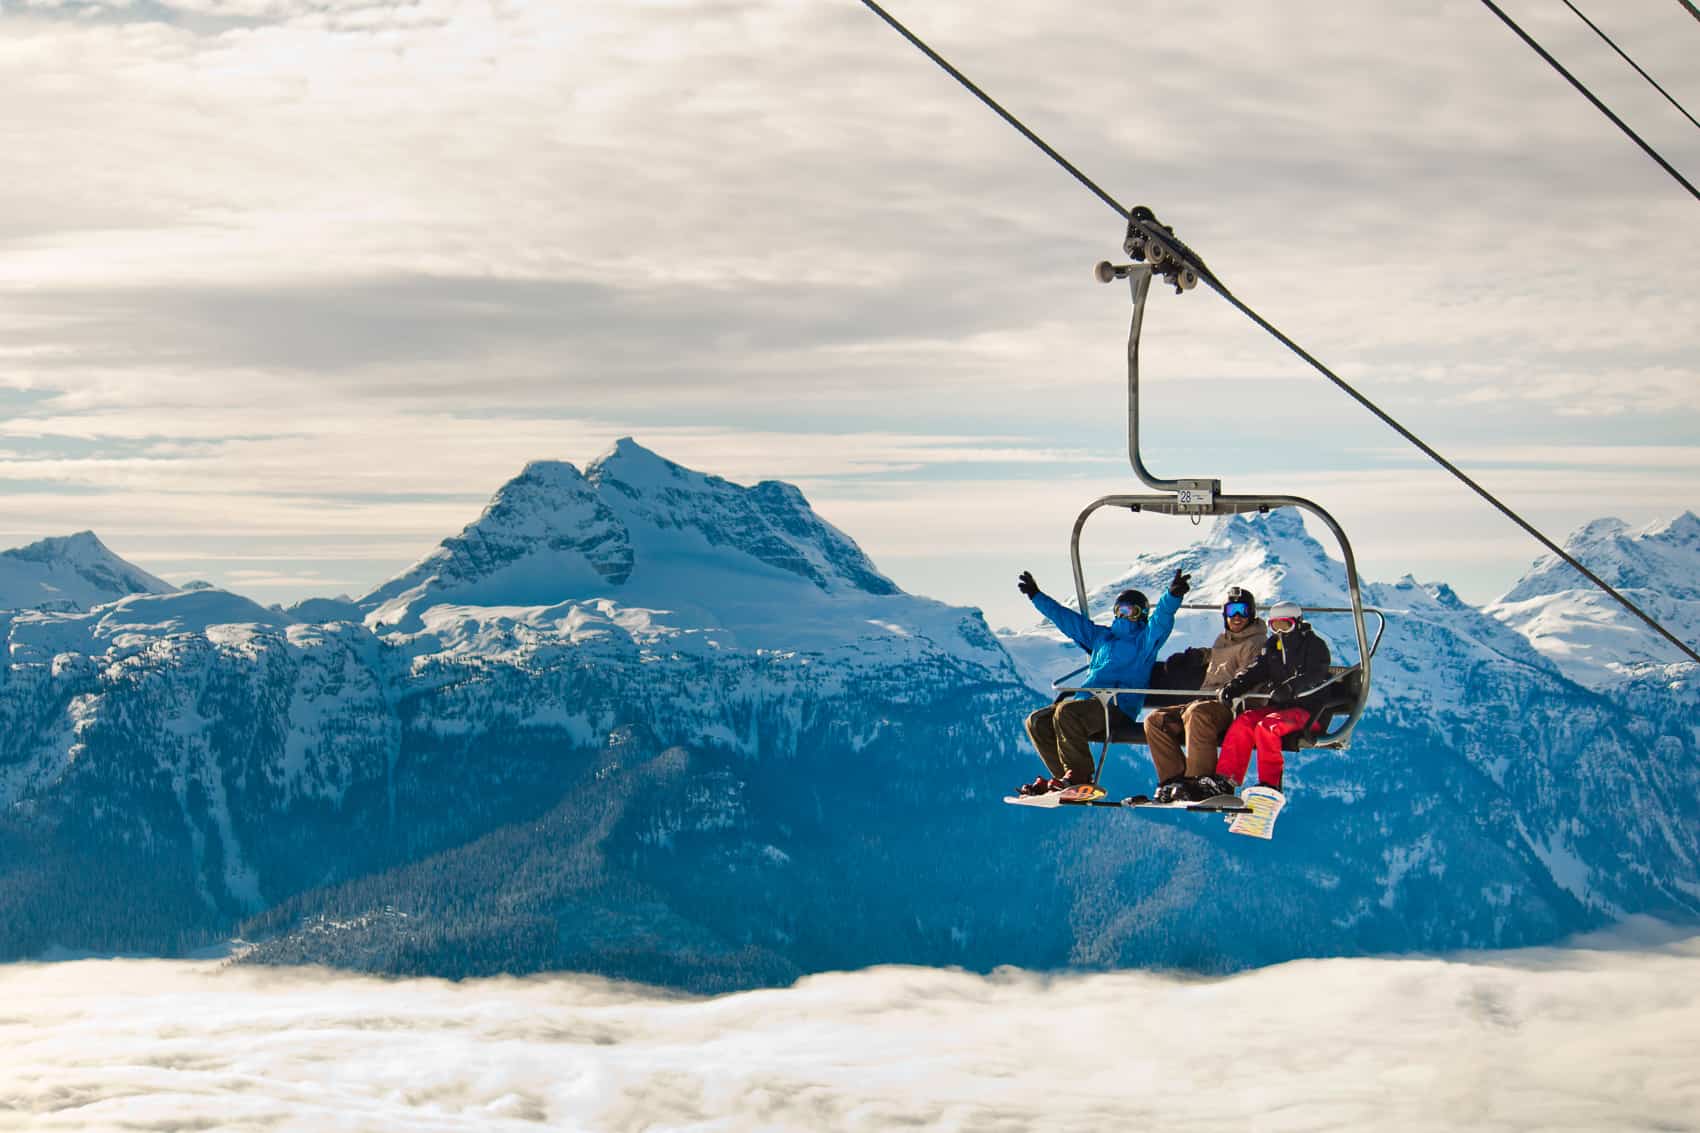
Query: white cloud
[{"left": 5, "top": 922, "right": 1700, "bottom": 1131}]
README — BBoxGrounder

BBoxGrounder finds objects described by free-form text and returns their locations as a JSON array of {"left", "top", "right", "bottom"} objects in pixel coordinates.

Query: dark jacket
[{"left": 1221, "top": 622, "right": 1333, "bottom": 718}]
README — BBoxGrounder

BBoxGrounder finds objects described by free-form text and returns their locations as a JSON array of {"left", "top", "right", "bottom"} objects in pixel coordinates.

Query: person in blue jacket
[{"left": 1015, "top": 568, "right": 1190, "bottom": 796}]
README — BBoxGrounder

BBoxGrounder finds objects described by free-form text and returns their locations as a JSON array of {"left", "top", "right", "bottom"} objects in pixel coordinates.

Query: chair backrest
[
  {"left": 1143, "top": 646, "right": 1209, "bottom": 709},
  {"left": 1293, "top": 666, "right": 1363, "bottom": 748}
]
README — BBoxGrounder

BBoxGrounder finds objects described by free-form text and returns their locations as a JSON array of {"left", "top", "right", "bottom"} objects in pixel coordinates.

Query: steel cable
[
  {"left": 1560, "top": 0, "right": 1700, "bottom": 132},
  {"left": 1476, "top": 0, "right": 1699, "bottom": 201}
]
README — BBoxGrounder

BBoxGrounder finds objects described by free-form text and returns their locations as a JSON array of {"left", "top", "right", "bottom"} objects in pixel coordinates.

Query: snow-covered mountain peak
[
  {"left": 1362, "top": 574, "right": 1559, "bottom": 680},
  {"left": 19, "top": 530, "right": 102, "bottom": 558},
  {"left": 1488, "top": 511, "right": 1700, "bottom": 690},
  {"left": 582, "top": 438, "right": 897, "bottom": 599},
  {"left": 1499, "top": 511, "right": 1700, "bottom": 604},
  {"left": 1571, "top": 516, "right": 1631, "bottom": 544},
  {"left": 350, "top": 444, "right": 1000, "bottom": 672},
  {"left": 357, "top": 458, "right": 634, "bottom": 627},
  {"left": 0, "top": 530, "right": 175, "bottom": 613},
  {"left": 585, "top": 436, "right": 694, "bottom": 493},
  {"left": 470, "top": 459, "right": 627, "bottom": 556},
  {"left": 1646, "top": 510, "right": 1700, "bottom": 546},
  {"left": 507, "top": 458, "right": 591, "bottom": 493},
  {"left": 1197, "top": 508, "right": 1310, "bottom": 553},
  {"left": 1096, "top": 509, "right": 1347, "bottom": 614}
]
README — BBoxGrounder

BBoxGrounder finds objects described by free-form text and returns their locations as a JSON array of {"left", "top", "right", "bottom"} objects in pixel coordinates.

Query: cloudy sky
[
  {"left": 3, "top": 0, "right": 1697, "bottom": 629},
  {"left": 6, "top": 921, "right": 1699, "bottom": 1130}
]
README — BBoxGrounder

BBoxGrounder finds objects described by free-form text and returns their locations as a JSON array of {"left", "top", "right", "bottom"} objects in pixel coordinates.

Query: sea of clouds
[{"left": 5, "top": 920, "right": 1699, "bottom": 1132}]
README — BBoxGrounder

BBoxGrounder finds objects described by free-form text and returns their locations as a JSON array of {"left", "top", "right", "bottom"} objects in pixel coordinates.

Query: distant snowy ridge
[
  {"left": 0, "top": 531, "right": 174, "bottom": 613},
  {"left": 1488, "top": 512, "right": 1700, "bottom": 692}
]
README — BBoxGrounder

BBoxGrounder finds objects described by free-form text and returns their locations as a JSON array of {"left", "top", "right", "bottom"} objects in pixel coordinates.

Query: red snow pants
[{"left": 1216, "top": 707, "right": 1311, "bottom": 790}]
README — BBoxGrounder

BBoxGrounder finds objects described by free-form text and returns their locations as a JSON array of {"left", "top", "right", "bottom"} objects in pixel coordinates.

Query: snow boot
[
  {"left": 1053, "top": 767, "right": 1104, "bottom": 801},
  {"left": 1173, "top": 776, "right": 1218, "bottom": 803},
  {"left": 1195, "top": 773, "right": 1239, "bottom": 799}
]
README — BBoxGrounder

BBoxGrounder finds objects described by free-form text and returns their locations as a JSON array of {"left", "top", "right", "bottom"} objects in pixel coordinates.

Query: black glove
[
  {"left": 1169, "top": 569, "right": 1191, "bottom": 597},
  {"left": 1017, "top": 570, "right": 1039, "bottom": 598}
]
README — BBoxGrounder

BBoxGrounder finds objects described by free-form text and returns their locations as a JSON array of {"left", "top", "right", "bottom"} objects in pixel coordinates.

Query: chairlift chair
[{"left": 1048, "top": 209, "right": 1386, "bottom": 790}]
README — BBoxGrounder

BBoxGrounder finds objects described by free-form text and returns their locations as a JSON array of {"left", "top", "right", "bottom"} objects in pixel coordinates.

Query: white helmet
[{"left": 1267, "top": 601, "right": 1302, "bottom": 632}]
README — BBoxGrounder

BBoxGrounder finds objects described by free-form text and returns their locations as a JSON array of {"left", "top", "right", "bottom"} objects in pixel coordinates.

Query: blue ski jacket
[{"left": 1030, "top": 588, "right": 1181, "bottom": 717}]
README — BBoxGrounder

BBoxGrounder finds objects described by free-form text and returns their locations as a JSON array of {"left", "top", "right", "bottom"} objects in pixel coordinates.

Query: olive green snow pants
[
  {"left": 1024, "top": 698, "right": 1131, "bottom": 781},
  {"left": 1142, "top": 698, "right": 1234, "bottom": 782}
]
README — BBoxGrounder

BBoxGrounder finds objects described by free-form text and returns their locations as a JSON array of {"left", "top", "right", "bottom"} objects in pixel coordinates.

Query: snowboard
[
  {"left": 1002, "top": 782, "right": 1112, "bottom": 808},
  {"left": 1227, "top": 785, "right": 1286, "bottom": 839},
  {"left": 1124, "top": 793, "right": 1250, "bottom": 814}
]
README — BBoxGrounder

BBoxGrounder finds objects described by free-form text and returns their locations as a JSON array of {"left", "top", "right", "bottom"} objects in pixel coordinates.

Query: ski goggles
[
  {"left": 1269, "top": 616, "right": 1298, "bottom": 633},
  {"left": 1223, "top": 602, "right": 1252, "bottom": 619},
  {"left": 1113, "top": 602, "right": 1147, "bottom": 621}
]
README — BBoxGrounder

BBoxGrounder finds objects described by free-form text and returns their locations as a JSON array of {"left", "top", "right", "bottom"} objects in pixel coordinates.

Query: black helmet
[
  {"left": 1223, "top": 587, "right": 1256, "bottom": 623},
  {"left": 1113, "top": 589, "right": 1149, "bottom": 620}
]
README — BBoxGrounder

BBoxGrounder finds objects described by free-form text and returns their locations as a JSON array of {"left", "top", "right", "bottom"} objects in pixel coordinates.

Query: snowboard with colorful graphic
[
  {"left": 1227, "top": 785, "right": 1286, "bottom": 838},
  {"left": 1002, "top": 782, "right": 1112, "bottom": 808}
]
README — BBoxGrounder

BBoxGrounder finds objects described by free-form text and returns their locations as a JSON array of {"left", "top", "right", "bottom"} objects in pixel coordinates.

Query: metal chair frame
[{"left": 1038, "top": 234, "right": 1386, "bottom": 788}]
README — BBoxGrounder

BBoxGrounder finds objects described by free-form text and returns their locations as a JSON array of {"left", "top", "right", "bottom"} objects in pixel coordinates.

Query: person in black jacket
[{"left": 1214, "top": 602, "right": 1331, "bottom": 792}]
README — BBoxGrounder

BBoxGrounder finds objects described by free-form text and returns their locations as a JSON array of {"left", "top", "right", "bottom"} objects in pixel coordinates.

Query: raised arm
[
  {"left": 1030, "top": 590, "right": 1098, "bottom": 652},
  {"left": 1147, "top": 571, "right": 1188, "bottom": 649}
]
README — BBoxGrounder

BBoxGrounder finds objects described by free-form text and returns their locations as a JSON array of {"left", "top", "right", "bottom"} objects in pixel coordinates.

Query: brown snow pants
[
  {"left": 1024, "top": 697, "right": 1131, "bottom": 781},
  {"left": 1142, "top": 698, "right": 1234, "bottom": 781}
]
